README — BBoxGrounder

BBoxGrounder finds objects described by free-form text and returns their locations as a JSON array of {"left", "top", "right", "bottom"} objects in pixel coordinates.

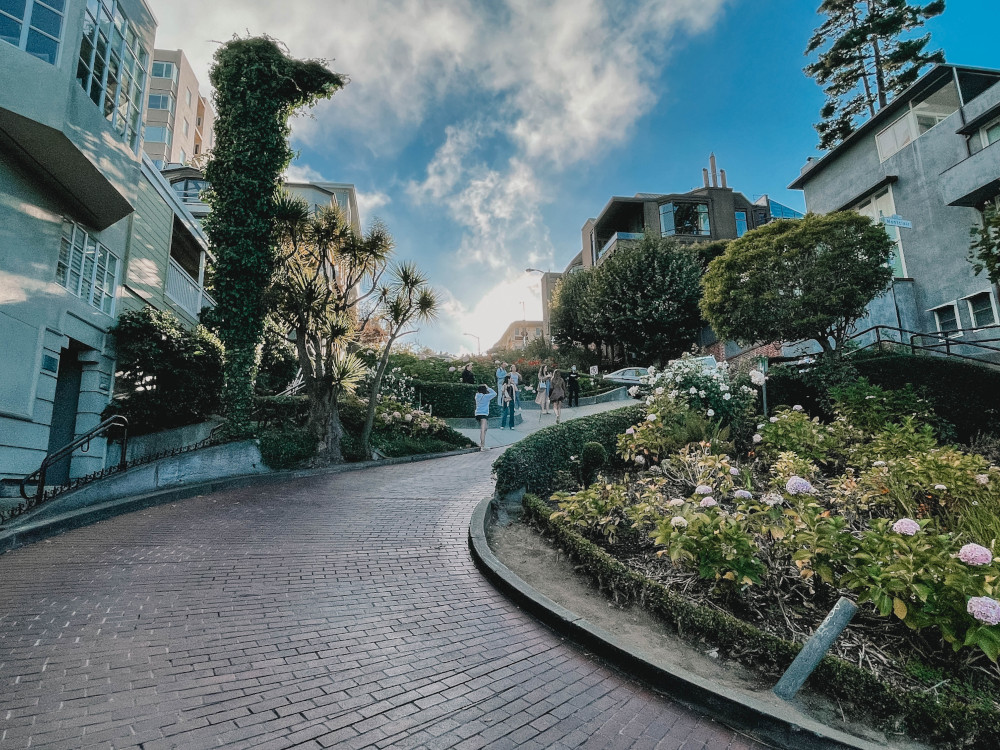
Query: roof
[{"left": 788, "top": 64, "right": 1000, "bottom": 190}]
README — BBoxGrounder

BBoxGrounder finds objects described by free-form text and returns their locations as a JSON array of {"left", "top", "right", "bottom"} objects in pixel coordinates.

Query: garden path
[{"left": 0, "top": 441, "right": 764, "bottom": 748}]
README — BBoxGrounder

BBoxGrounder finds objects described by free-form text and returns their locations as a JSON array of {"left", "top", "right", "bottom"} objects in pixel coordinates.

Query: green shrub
[
  {"left": 413, "top": 380, "right": 499, "bottom": 418},
  {"left": 580, "top": 442, "right": 607, "bottom": 486},
  {"left": 106, "top": 307, "right": 224, "bottom": 434},
  {"left": 852, "top": 355, "right": 1000, "bottom": 442},
  {"left": 372, "top": 436, "right": 461, "bottom": 457},
  {"left": 831, "top": 378, "right": 954, "bottom": 441},
  {"left": 256, "top": 318, "right": 298, "bottom": 395},
  {"left": 253, "top": 394, "right": 309, "bottom": 430},
  {"left": 493, "top": 405, "right": 643, "bottom": 496},
  {"left": 258, "top": 426, "right": 316, "bottom": 469}
]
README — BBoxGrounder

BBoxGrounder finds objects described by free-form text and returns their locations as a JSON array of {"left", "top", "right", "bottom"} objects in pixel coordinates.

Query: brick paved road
[{"left": 0, "top": 452, "right": 767, "bottom": 749}]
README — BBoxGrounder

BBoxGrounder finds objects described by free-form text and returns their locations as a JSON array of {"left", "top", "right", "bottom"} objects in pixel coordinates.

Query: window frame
[
  {"left": 853, "top": 185, "right": 907, "bottom": 278},
  {"left": 875, "top": 82, "right": 960, "bottom": 162},
  {"left": 147, "top": 92, "right": 174, "bottom": 112},
  {"left": 0, "top": 0, "right": 65, "bottom": 65},
  {"left": 56, "top": 219, "right": 120, "bottom": 316},
  {"left": 735, "top": 210, "right": 748, "bottom": 238},
  {"left": 963, "top": 290, "right": 999, "bottom": 329},
  {"left": 151, "top": 60, "right": 177, "bottom": 81},
  {"left": 930, "top": 301, "right": 963, "bottom": 338},
  {"left": 659, "top": 201, "right": 711, "bottom": 237},
  {"left": 980, "top": 116, "right": 1000, "bottom": 150}
]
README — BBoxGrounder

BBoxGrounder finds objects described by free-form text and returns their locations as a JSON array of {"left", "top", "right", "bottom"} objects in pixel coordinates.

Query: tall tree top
[{"left": 805, "top": 1, "right": 946, "bottom": 150}]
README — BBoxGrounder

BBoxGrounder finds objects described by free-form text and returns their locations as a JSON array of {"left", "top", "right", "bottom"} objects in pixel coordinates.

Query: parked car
[
  {"left": 602, "top": 367, "right": 649, "bottom": 385},
  {"left": 667, "top": 355, "right": 719, "bottom": 372}
]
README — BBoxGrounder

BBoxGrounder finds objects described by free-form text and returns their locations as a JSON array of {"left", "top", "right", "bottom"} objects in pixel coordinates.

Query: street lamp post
[{"left": 463, "top": 332, "right": 481, "bottom": 355}]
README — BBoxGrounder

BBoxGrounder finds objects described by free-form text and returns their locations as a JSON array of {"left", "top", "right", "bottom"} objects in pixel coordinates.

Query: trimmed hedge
[
  {"left": 414, "top": 380, "right": 500, "bottom": 418},
  {"left": 767, "top": 354, "right": 1000, "bottom": 442},
  {"left": 523, "top": 493, "right": 1000, "bottom": 749},
  {"left": 492, "top": 404, "right": 643, "bottom": 496}
]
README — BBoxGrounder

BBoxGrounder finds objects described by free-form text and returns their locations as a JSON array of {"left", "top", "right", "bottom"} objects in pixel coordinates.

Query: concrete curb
[
  {"left": 468, "top": 495, "right": 885, "bottom": 750},
  {"left": 0, "top": 447, "right": 479, "bottom": 555}
]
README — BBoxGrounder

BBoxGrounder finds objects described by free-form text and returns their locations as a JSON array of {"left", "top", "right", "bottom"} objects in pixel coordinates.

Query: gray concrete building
[
  {"left": 0, "top": 0, "right": 213, "bottom": 488},
  {"left": 789, "top": 64, "right": 1000, "bottom": 360},
  {"left": 142, "top": 48, "right": 215, "bottom": 168}
]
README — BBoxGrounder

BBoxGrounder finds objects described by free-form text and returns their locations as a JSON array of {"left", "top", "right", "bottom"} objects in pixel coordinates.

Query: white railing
[{"left": 166, "top": 257, "right": 214, "bottom": 318}]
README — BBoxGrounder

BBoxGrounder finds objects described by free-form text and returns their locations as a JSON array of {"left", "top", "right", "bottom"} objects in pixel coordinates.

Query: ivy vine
[{"left": 203, "top": 36, "right": 345, "bottom": 437}]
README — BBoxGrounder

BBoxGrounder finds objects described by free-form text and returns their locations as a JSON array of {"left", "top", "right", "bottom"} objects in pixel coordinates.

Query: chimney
[
  {"left": 702, "top": 168, "right": 710, "bottom": 188},
  {"left": 709, "top": 153, "right": 718, "bottom": 187},
  {"left": 720, "top": 169, "right": 728, "bottom": 189}
]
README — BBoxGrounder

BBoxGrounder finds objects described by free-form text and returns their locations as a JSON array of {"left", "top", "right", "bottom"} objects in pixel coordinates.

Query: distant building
[
  {"left": 789, "top": 64, "right": 1000, "bottom": 360},
  {"left": 142, "top": 49, "right": 215, "bottom": 168},
  {"left": 0, "top": 0, "right": 214, "bottom": 487},
  {"left": 491, "top": 321, "right": 545, "bottom": 353}
]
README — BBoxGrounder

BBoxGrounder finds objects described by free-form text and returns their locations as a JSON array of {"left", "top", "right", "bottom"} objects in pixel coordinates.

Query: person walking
[
  {"left": 495, "top": 362, "right": 508, "bottom": 403},
  {"left": 499, "top": 375, "right": 516, "bottom": 430},
  {"left": 509, "top": 364, "right": 521, "bottom": 411},
  {"left": 474, "top": 384, "right": 496, "bottom": 451},
  {"left": 461, "top": 363, "right": 475, "bottom": 384},
  {"left": 549, "top": 369, "right": 566, "bottom": 424},
  {"left": 567, "top": 365, "right": 581, "bottom": 408},
  {"left": 535, "top": 364, "right": 552, "bottom": 414}
]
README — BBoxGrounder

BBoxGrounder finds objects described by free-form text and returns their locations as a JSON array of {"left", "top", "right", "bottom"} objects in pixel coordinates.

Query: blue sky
[{"left": 156, "top": 0, "right": 997, "bottom": 354}]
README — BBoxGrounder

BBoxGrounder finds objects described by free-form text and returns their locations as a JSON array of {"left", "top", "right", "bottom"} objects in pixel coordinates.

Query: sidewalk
[{"left": 455, "top": 398, "right": 635, "bottom": 449}]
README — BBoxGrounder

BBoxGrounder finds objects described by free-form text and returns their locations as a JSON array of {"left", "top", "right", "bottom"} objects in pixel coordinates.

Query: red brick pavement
[{"left": 0, "top": 452, "right": 768, "bottom": 749}]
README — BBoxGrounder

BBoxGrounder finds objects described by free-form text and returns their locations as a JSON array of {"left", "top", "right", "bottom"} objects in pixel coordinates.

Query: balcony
[
  {"left": 599, "top": 232, "right": 643, "bottom": 259},
  {"left": 940, "top": 140, "right": 1000, "bottom": 207},
  {"left": 166, "top": 257, "right": 216, "bottom": 320}
]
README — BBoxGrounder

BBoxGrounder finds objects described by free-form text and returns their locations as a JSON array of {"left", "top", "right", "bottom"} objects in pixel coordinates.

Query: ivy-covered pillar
[{"left": 203, "top": 37, "right": 344, "bottom": 437}]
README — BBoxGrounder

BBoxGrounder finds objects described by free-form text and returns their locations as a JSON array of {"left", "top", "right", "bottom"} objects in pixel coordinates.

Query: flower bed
[{"left": 499, "top": 355, "right": 1000, "bottom": 748}]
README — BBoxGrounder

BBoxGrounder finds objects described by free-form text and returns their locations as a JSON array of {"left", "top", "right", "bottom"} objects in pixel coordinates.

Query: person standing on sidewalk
[
  {"left": 535, "top": 364, "right": 552, "bottom": 414},
  {"left": 475, "top": 384, "right": 496, "bottom": 451},
  {"left": 495, "top": 362, "right": 508, "bottom": 404},
  {"left": 567, "top": 365, "right": 580, "bottom": 408},
  {"left": 509, "top": 364, "right": 521, "bottom": 411},
  {"left": 549, "top": 369, "right": 566, "bottom": 424},
  {"left": 499, "top": 375, "right": 516, "bottom": 430}
]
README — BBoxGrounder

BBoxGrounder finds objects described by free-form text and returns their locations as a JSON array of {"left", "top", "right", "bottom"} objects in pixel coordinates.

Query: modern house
[
  {"left": 0, "top": 0, "right": 214, "bottom": 489},
  {"left": 141, "top": 48, "right": 215, "bottom": 168},
  {"left": 491, "top": 320, "right": 545, "bottom": 353},
  {"left": 789, "top": 64, "right": 1000, "bottom": 361}
]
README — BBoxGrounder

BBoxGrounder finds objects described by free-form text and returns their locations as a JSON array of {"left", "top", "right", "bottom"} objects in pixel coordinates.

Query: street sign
[{"left": 880, "top": 215, "right": 912, "bottom": 229}]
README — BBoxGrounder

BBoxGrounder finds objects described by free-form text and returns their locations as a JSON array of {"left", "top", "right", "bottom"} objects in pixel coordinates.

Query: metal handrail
[{"left": 19, "top": 416, "right": 129, "bottom": 502}]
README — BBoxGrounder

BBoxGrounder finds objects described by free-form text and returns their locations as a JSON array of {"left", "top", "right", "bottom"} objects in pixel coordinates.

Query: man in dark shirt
[{"left": 567, "top": 365, "right": 581, "bottom": 407}]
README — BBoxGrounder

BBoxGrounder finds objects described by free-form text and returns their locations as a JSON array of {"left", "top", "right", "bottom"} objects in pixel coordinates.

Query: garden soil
[{"left": 490, "top": 520, "right": 930, "bottom": 750}]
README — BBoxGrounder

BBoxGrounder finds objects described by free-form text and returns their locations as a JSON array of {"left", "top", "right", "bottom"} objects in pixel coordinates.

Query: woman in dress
[
  {"left": 535, "top": 364, "right": 552, "bottom": 414},
  {"left": 508, "top": 364, "right": 521, "bottom": 410},
  {"left": 549, "top": 369, "right": 566, "bottom": 424},
  {"left": 499, "top": 375, "right": 516, "bottom": 430}
]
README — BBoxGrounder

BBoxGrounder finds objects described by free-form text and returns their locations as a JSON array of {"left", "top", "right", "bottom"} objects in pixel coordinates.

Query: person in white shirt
[{"left": 474, "top": 384, "right": 496, "bottom": 451}]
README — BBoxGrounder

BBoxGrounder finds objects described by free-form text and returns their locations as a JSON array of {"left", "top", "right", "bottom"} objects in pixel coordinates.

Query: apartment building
[
  {"left": 142, "top": 48, "right": 215, "bottom": 167},
  {"left": 0, "top": 0, "right": 214, "bottom": 488},
  {"left": 491, "top": 321, "right": 544, "bottom": 353},
  {"left": 790, "top": 64, "right": 1000, "bottom": 360}
]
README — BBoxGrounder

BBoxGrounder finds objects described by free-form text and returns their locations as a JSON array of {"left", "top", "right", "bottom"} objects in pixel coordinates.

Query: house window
[
  {"left": 931, "top": 302, "right": 961, "bottom": 336},
  {"left": 185, "top": 87, "right": 192, "bottom": 106},
  {"left": 151, "top": 61, "right": 177, "bottom": 81},
  {"left": 147, "top": 92, "right": 174, "bottom": 112},
  {"left": 965, "top": 291, "right": 998, "bottom": 328},
  {"left": 178, "top": 149, "right": 186, "bottom": 164},
  {"left": 735, "top": 210, "right": 748, "bottom": 238},
  {"left": 660, "top": 202, "right": 710, "bottom": 237},
  {"left": 182, "top": 118, "right": 189, "bottom": 136},
  {"left": 57, "top": 220, "right": 119, "bottom": 315},
  {"left": 0, "top": 0, "right": 64, "bottom": 64},
  {"left": 854, "top": 188, "right": 906, "bottom": 277},
  {"left": 75, "top": 0, "right": 148, "bottom": 151},
  {"left": 143, "top": 125, "right": 171, "bottom": 145}
]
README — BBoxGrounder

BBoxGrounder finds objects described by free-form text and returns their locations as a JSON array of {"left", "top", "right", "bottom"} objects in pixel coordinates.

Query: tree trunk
[
  {"left": 868, "top": 6, "right": 888, "bottom": 109},
  {"left": 360, "top": 335, "right": 398, "bottom": 455},
  {"left": 323, "top": 396, "right": 345, "bottom": 464},
  {"left": 816, "top": 335, "right": 837, "bottom": 359}
]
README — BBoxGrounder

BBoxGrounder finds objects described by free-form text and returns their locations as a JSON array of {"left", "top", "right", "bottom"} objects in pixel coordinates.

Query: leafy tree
[
  {"left": 256, "top": 317, "right": 299, "bottom": 395},
  {"left": 805, "top": 0, "right": 945, "bottom": 150},
  {"left": 203, "top": 37, "right": 345, "bottom": 437},
  {"left": 700, "top": 212, "right": 896, "bottom": 357},
  {"left": 270, "top": 194, "right": 392, "bottom": 464},
  {"left": 969, "top": 204, "right": 1000, "bottom": 285},
  {"left": 360, "top": 263, "right": 439, "bottom": 454},
  {"left": 589, "top": 235, "right": 703, "bottom": 364},
  {"left": 549, "top": 269, "right": 600, "bottom": 351}
]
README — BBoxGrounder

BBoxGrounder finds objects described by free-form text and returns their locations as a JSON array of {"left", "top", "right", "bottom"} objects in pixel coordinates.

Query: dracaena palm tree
[
  {"left": 360, "top": 262, "right": 439, "bottom": 453},
  {"left": 270, "top": 192, "right": 394, "bottom": 463}
]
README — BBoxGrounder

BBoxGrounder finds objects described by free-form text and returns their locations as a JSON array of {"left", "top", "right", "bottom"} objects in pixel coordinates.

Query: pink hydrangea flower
[
  {"left": 699, "top": 497, "right": 718, "bottom": 508},
  {"left": 785, "top": 476, "right": 813, "bottom": 495},
  {"left": 625, "top": 427, "right": 636, "bottom": 435},
  {"left": 892, "top": 518, "right": 920, "bottom": 536},
  {"left": 694, "top": 484, "right": 713, "bottom": 495},
  {"left": 958, "top": 543, "right": 993, "bottom": 566},
  {"left": 792, "top": 405, "right": 804, "bottom": 412},
  {"left": 730, "top": 467, "right": 739, "bottom": 476},
  {"left": 734, "top": 489, "right": 752, "bottom": 500},
  {"left": 967, "top": 597, "right": 1000, "bottom": 626}
]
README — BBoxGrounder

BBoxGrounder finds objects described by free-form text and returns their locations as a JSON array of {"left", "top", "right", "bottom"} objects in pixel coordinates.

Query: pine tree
[{"left": 805, "top": 0, "right": 946, "bottom": 150}]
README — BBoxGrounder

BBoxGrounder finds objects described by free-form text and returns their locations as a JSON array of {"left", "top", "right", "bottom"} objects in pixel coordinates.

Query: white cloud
[
  {"left": 283, "top": 163, "right": 326, "bottom": 183},
  {"left": 355, "top": 189, "right": 391, "bottom": 222}
]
